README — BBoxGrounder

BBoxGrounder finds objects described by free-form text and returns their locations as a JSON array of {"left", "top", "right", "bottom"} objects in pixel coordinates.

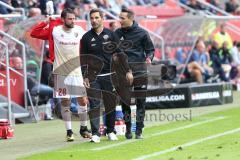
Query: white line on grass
[
  {"left": 91, "top": 116, "right": 226, "bottom": 151},
  {"left": 134, "top": 127, "right": 240, "bottom": 160}
]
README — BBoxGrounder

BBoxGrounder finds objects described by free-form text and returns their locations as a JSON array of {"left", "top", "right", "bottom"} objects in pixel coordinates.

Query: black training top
[
  {"left": 80, "top": 28, "right": 119, "bottom": 74},
  {"left": 115, "top": 21, "right": 155, "bottom": 63}
]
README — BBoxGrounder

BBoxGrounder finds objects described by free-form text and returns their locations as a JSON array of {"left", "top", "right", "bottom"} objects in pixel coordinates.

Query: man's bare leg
[
  {"left": 77, "top": 97, "right": 92, "bottom": 138},
  {"left": 61, "top": 98, "right": 74, "bottom": 141}
]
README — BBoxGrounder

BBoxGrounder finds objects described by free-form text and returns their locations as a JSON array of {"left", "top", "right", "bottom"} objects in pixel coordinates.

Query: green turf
[{"left": 19, "top": 107, "right": 240, "bottom": 160}]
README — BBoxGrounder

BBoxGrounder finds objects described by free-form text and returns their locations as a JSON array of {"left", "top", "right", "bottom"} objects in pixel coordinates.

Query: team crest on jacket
[
  {"left": 103, "top": 35, "right": 109, "bottom": 40},
  {"left": 74, "top": 32, "right": 78, "bottom": 38},
  {"left": 61, "top": 34, "right": 64, "bottom": 38}
]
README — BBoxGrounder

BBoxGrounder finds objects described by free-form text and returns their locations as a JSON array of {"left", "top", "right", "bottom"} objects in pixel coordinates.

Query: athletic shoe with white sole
[
  {"left": 107, "top": 132, "right": 118, "bottom": 141},
  {"left": 80, "top": 126, "right": 92, "bottom": 138},
  {"left": 66, "top": 131, "right": 74, "bottom": 142},
  {"left": 90, "top": 135, "right": 100, "bottom": 143}
]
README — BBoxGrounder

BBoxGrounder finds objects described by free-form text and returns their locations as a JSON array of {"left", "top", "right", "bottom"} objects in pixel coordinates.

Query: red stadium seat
[
  {"left": 0, "top": 19, "right": 4, "bottom": 30},
  {"left": 129, "top": 5, "right": 184, "bottom": 18}
]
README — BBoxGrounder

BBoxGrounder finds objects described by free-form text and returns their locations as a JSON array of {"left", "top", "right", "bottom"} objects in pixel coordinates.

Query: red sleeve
[{"left": 30, "top": 21, "right": 49, "bottom": 40}]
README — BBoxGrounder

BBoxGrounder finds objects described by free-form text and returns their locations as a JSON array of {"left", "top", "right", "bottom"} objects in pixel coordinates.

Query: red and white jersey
[{"left": 52, "top": 25, "right": 85, "bottom": 76}]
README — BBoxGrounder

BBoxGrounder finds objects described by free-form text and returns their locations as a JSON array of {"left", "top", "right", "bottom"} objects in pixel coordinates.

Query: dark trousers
[
  {"left": 210, "top": 54, "right": 229, "bottom": 82},
  {"left": 41, "top": 61, "right": 53, "bottom": 85},
  {"left": 121, "top": 85, "right": 146, "bottom": 133},
  {"left": 111, "top": 54, "right": 147, "bottom": 133},
  {"left": 88, "top": 75, "right": 117, "bottom": 136},
  {"left": 114, "top": 71, "right": 147, "bottom": 133}
]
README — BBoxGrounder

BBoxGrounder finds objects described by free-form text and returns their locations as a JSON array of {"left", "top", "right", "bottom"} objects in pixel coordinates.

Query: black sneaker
[
  {"left": 66, "top": 130, "right": 74, "bottom": 142},
  {"left": 125, "top": 124, "right": 132, "bottom": 139},
  {"left": 125, "top": 125, "right": 132, "bottom": 139},
  {"left": 125, "top": 131, "right": 133, "bottom": 139},
  {"left": 135, "top": 129, "right": 143, "bottom": 139},
  {"left": 80, "top": 126, "right": 92, "bottom": 138},
  {"left": 135, "top": 133, "right": 143, "bottom": 139}
]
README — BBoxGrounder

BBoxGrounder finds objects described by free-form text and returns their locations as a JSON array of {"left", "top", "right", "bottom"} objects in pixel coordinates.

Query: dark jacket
[
  {"left": 80, "top": 28, "right": 119, "bottom": 74},
  {"left": 115, "top": 21, "right": 154, "bottom": 63}
]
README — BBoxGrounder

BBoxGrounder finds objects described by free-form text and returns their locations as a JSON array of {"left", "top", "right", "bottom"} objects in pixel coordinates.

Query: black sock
[
  {"left": 80, "top": 126, "right": 87, "bottom": 131},
  {"left": 67, "top": 129, "right": 73, "bottom": 136}
]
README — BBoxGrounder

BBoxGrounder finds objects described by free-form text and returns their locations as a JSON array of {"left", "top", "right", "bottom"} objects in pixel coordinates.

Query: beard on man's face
[
  {"left": 65, "top": 22, "right": 74, "bottom": 28},
  {"left": 91, "top": 22, "right": 99, "bottom": 29}
]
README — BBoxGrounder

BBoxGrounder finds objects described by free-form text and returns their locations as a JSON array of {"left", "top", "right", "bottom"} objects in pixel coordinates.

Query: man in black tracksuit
[
  {"left": 81, "top": 9, "right": 125, "bottom": 143},
  {"left": 115, "top": 8, "right": 155, "bottom": 139}
]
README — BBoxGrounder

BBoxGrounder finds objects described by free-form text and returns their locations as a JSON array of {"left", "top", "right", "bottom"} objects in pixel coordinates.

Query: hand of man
[
  {"left": 126, "top": 71, "right": 134, "bottom": 86},
  {"left": 83, "top": 78, "right": 90, "bottom": 88},
  {"left": 146, "top": 57, "right": 152, "bottom": 64}
]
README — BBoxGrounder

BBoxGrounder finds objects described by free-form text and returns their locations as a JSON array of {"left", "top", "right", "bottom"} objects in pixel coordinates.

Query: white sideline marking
[
  {"left": 91, "top": 116, "right": 226, "bottom": 151},
  {"left": 134, "top": 127, "right": 240, "bottom": 160}
]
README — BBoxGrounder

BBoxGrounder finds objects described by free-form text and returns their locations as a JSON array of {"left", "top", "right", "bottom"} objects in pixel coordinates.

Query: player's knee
[
  {"left": 78, "top": 97, "right": 88, "bottom": 106},
  {"left": 61, "top": 98, "right": 71, "bottom": 106}
]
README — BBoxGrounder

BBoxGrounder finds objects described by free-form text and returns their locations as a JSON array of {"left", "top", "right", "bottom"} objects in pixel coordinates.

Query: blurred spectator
[
  {"left": 26, "top": 0, "right": 38, "bottom": 9},
  {"left": 217, "top": 41, "right": 233, "bottom": 79},
  {"left": 39, "top": 0, "right": 47, "bottom": 15},
  {"left": 28, "top": 7, "right": 41, "bottom": 17},
  {"left": 196, "top": 41, "right": 214, "bottom": 76},
  {"left": 11, "top": 56, "right": 23, "bottom": 69},
  {"left": 109, "top": 21, "right": 119, "bottom": 31},
  {"left": 230, "top": 42, "right": 240, "bottom": 79},
  {"left": 64, "top": 0, "right": 84, "bottom": 8},
  {"left": 175, "top": 47, "right": 187, "bottom": 73},
  {"left": 95, "top": 0, "right": 110, "bottom": 9},
  {"left": 209, "top": 40, "right": 229, "bottom": 81},
  {"left": 11, "top": 0, "right": 26, "bottom": 8},
  {"left": 188, "top": 40, "right": 213, "bottom": 83},
  {"left": 64, "top": 0, "right": 86, "bottom": 19},
  {"left": 210, "top": 0, "right": 221, "bottom": 8},
  {"left": 41, "top": 50, "right": 53, "bottom": 85},
  {"left": 81, "top": 2, "right": 97, "bottom": 20},
  {"left": 187, "top": 0, "right": 205, "bottom": 10},
  {"left": 176, "top": 47, "right": 187, "bottom": 65},
  {"left": 88, "top": 2, "right": 98, "bottom": 10},
  {"left": 231, "top": 42, "right": 240, "bottom": 65},
  {"left": 213, "top": 23, "right": 233, "bottom": 49},
  {"left": 109, "top": 0, "right": 126, "bottom": 15},
  {"left": 71, "top": 5, "right": 82, "bottom": 19},
  {"left": 27, "top": 60, "right": 39, "bottom": 79},
  {"left": 225, "top": 0, "right": 239, "bottom": 14},
  {"left": 218, "top": 41, "right": 233, "bottom": 64},
  {"left": 173, "top": 47, "right": 199, "bottom": 84},
  {"left": 209, "top": 0, "right": 222, "bottom": 14}
]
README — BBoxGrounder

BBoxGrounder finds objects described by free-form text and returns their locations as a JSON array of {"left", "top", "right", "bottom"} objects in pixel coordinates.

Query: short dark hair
[
  {"left": 89, "top": 8, "right": 103, "bottom": 18},
  {"left": 61, "top": 8, "right": 75, "bottom": 19},
  {"left": 121, "top": 8, "right": 134, "bottom": 19}
]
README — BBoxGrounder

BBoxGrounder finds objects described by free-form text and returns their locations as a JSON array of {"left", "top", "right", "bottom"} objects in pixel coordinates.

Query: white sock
[
  {"left": 78, "top": 105, "right": 87, "bottom": 126},
  {"left": 65, "top": 121, "right": 72, "bottom": 130}
]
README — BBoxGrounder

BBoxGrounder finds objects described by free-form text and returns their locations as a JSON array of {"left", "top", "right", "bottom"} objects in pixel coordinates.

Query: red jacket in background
[{"left": 30, "top": 18, "right": 63, "bottom": 63}]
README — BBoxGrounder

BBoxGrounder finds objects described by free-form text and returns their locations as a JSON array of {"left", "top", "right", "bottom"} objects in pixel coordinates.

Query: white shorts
[{"left": 53, "top": 74, "right": 87, "bottom": 98}]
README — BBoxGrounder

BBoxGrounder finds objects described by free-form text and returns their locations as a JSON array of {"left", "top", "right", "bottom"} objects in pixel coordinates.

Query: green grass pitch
[{"left": 19, "top": 107, "right": 240, "bottom": 160}]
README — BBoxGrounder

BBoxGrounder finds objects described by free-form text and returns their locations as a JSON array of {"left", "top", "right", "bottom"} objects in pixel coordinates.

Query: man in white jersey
[{"left": 51, "top": 8, "right": 91, "bottom": 141}]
